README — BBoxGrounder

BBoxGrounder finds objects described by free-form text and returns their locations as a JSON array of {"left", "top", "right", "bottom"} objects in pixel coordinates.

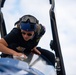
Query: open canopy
[{"left": 0, "top": 0, "right": 66, "bottom": 75}]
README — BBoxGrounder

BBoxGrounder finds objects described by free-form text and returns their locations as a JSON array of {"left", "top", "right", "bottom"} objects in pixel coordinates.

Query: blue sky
[{"left": 1, "top": 0, "right": 76, "bottom": 75}]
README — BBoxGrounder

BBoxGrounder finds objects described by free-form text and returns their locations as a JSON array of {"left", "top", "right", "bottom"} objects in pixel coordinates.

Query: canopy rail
[
  {"left": 49, "top": 0, "right": 66, "bottom": 75},
  {"left": 0, "top": 0, "right": 7, "bottom": 38}
]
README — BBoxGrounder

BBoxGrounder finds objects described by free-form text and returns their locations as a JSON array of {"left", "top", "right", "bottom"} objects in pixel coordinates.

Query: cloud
[{"left": 55, "top": 0, "right": 76, "bottom": 75}]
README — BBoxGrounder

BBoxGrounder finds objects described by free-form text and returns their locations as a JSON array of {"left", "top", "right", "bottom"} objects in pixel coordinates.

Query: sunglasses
[
  {"left": 21, "top": 32, "right": 33, "bottom": 36},
  {"left": 21, "top": 15, "right": 39, "bottom": 24}
]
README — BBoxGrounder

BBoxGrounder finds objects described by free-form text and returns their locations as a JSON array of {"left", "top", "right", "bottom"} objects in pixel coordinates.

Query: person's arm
[
  {"left": 0, "top": 38, "right": 27, "bottom": 58},
  {"left": 31, "top": 46, "right": 41, "bottom": 55}
]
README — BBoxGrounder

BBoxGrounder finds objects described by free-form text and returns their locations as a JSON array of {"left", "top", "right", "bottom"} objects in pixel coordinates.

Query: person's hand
[
  {"left": 31, "top": 47, "right": 41, "bottom": 55},
  {"left": 13, "top": 52, "right": 27, "bottom": 60}
]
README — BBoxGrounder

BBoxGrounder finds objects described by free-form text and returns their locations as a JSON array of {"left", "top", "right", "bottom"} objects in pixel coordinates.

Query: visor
[
  {"left": 21, "top": 15, "right": 39, "bottom": 24},
  {"left": 20, "top": 22, "right": 36, "bottom": 31},
  {"left": 14, "top": 15, "right": 39, "bottom": 26}
]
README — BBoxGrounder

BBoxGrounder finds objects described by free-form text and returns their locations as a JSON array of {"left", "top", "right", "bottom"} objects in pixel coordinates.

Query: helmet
[{"left": 15, "top": 15, "right": 39, "bottom": 31}]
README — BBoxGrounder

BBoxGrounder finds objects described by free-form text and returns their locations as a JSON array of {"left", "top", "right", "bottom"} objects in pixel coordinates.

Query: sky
[{"left": 1, "top": 0, "right": 76, "bottom": 75}]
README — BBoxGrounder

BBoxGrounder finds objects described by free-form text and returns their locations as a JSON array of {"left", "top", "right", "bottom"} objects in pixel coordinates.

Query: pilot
[{"left": 0, "top": 15, "right": 55, "bottom": 66}]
